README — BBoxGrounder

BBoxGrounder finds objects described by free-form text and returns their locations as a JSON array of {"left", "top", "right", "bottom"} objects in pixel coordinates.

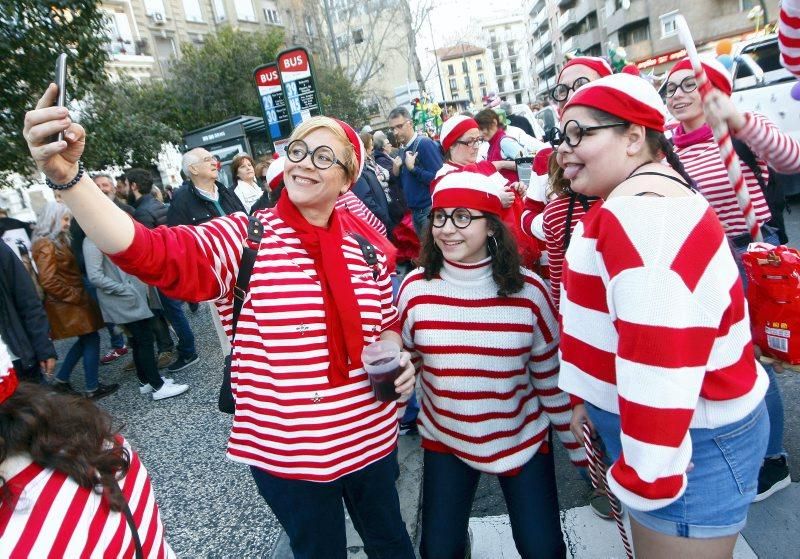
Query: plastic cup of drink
[{"left": 362, "top": 340, "right": 402, "bottom": 402}]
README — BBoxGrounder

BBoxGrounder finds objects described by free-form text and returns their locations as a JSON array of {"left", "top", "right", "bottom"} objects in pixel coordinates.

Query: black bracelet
[{"left": 45, "top": 161, "right": 84, "bottom": 191}]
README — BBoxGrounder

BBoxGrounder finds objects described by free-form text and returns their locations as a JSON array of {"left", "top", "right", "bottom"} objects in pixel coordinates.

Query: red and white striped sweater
[
  {"left": 559, "top": 194, "right": 768, "bottom": 511},
  {"left": 336, "top": 191, "right": 387, "bottom": 237},
  {"left": 542, "top": 195, "right": 597, "bottom": 309},
  {"left": 110, "top": 210, "right": 401, "bottom": 482},
  {"left": 779, "top": 0, "right": 800, "bottom": 76},
  {"left": 672, "top": 113, "right": 800, "bottom": 237},
  {"left": 0, "top": 439, "right": 174, "bottom": 558},
  {"left": 397, "top": 258, "right": 586, "bottom": 474}
]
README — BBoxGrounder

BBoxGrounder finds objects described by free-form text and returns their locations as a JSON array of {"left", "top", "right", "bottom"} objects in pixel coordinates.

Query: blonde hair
[{"left": 289, "top": 116, "right": 358, "bottom": 183}]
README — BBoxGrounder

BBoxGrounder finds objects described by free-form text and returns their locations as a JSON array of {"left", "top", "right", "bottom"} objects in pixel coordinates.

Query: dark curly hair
[
  {"left": 0, "top": 383, "right": 130, "bottom": 511},
  {"left": 416, "top": 212, "right": 525, "bottom": 296}
]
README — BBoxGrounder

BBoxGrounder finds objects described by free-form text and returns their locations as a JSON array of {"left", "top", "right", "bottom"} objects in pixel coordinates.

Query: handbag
[{"left": 217, "top": 219, "right": 379, "bottom": 414}]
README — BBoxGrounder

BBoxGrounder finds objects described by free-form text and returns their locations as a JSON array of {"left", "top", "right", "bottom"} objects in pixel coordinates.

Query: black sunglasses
[
  {"left": 548, "top": 120, "right": 628, "bottom": 148},
  {"left": 550, "top": 77, "right": 591, "bottom": 102}
]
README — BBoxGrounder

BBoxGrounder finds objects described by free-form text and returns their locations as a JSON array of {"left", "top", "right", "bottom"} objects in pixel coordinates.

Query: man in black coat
[
  {"left": 127, "top": 168, "right": 169, "bottom": 228},
  {"left": 168, "top": 148, "right": 245, "bottom": 227},
  {"left": 0, "top": 241, "right": 56, "bottom": 382}
]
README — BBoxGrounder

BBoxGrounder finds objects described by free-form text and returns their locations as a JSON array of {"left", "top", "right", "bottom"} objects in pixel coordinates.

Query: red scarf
[{"left": 277, "top": 195, "right": 364, "bottom": 387}]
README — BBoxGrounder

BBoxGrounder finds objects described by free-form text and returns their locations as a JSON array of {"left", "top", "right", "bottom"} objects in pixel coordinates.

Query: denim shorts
[{"left": 586, "top": 400, "right": 768, "bottom": 538}]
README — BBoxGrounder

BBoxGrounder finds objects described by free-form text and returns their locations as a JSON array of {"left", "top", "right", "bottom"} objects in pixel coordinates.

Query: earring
[{"left": 488, "top": 235, "right": 499, "bottom": 254}]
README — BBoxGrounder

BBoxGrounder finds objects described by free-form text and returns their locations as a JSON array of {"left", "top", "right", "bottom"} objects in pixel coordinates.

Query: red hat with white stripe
[
  {"left": 432, "top": 170, "right": 505, "bottom": 215},
  {"left": 668, "top": 56, "right": 733, "bottom": 96},
  {"left": 564, "top": 73, "right": 668, "bottom": 132},
  {"left": 331, "top": 118, "right": 365, "bottom": 185},
  {"left": 558, "top": 56, "right": 613, "bottom": 83},
  {"left": 440, "top": 115, "right": 479, "bottom": 152},
  {"left": 265, "top": 156, "right": 285, "bottom": 190},
  {"left": 0, "top": 335, "right": 18, "bottom": 405}
]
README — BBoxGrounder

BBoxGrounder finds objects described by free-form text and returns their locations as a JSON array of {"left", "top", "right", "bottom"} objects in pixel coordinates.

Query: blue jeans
[
  {"left": 56, "top": 331, "right": 100, "bottom": 391},
  {"left": 83, "top": 276, "right": 125, "bottom": 349},
  {"left": 411, "top": 204, "right": 431, "bottom": 240},
  {"left": 400, "top": 392, "right": 420, "bottom": 424},
  {"left": 587, "top": 401, "right": 768, "bottom": 538},
  {"left": 250, "top": 449, "right": 414, "bottom": 559},
  {"left": 157, "top": 290, "right": 196, "bottom": 358},
  {"left": 420, "top": 450, "right": 566, "bottom": 559}
]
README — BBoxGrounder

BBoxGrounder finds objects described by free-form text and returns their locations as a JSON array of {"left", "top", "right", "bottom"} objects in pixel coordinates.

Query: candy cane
[
  {"left": 583, "top": 423, "right": 634, "bottom": 559},
  {"left": 675, "top": 15, "right": 762, "bottom": 241}
]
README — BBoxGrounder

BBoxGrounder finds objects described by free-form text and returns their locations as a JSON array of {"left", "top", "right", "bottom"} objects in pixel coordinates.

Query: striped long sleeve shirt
[
  {"left": 673, "top": 113, "right": 800, "bottom": 237},
  {"left": 110, "top": 210, "right": 401, "bottom": 482},
  {"left": 397, "top": 258, "right": 586, "bottom": 474},
  {"left": 559, "top": 194, "right": 768, "bottom": 511},
  {"left": 780, "top": 0, "right": 800, "bottom": 76},
  {"left": 0, "top": 439, "right": 174, "bottom": 558}
]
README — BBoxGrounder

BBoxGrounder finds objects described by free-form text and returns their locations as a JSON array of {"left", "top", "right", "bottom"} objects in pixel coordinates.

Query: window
[
  {"left": 211, "top": 0, "right": 225, "bottom": 21},
  {"left": 264, "top": 8, "right": 280, "bottom": 24},
  {"left": 144, "top": 0, "right": 166, "bottom": 18},
  {"left": 449, "top": 78, "right": 457, "bottom": 89},
  {"left": 182, "top": 0, "right": 203, "bottom": 22},
  {"left": 481, "top": 87, "right": 487, "bottom": 97},
  {"left": 476, "top": 59, "right": 482, "bottom": 71},
  {"left": 462, "top": 60, "right": 468, "bottom": 72},
  {"left": 478, "top": 73, "right": 486, "bottom": 86},
  {"left": 510, "top": 61, "right": 518, "bottom": 73},
  {"left": 335, "top": 34, "right": 349, "bottom": 50},
  {"left": 304, "top": 15, "right": 316, "bottom": 36},
  {"left": 619, "top": 21, "right": 649, "bottom": 46},
  {"left": 740, "top": 0, "right": 757, "bottom": 10},
  {"left": 513, "top": 78, "right": 520, "bottom": 89},
  {"left": 447, "top": 64, "right": 455, "bottom": 76},
  {"left": 507, "top": 41, "right": 515, "bottom": 56},
  {"left": 352, "top": 27, "right": 364, "bottom": 44},
  {"left": 660, "top": 10, "right": 678, "bottom": 38},
  {"left": 464, "top": 75, "right": 471, "bottom": 89},
  {"left": 233, "top": 0, "right": 256, "bottom": 22},
  {"left": 102, "top": 10, "right": 135, "bottom": 54},
  {"left": 494, "top": 63, "right": 502, "bottom": 76}
]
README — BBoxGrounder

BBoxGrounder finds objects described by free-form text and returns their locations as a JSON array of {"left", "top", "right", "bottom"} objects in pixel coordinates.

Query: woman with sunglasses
[
  {"left": 397, "top": 170, "right": 584, "bottom": 559},
  {"left": 666, "top": 58, "right": 800, "bottom": 503},
  {"left": 557, "top": 73, "right": 769, "bottom": 558},
  {"left": 23, "top": 86, "right": 417, "bottom": 558}
]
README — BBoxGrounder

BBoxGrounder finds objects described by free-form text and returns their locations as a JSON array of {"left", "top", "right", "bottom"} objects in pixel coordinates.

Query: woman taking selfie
[
  {"left": 23, "top": 85, "right": 416, "bottom": 559},
  {"left": 398, "top": 170, "right": 584, "bottom": 559},
  {"left": 556, "top": 73, "right": 769, "bottom": 558}
]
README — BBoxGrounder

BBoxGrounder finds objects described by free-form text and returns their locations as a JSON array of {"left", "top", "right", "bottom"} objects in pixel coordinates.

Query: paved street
[{"left": 51, "top": 197, "right": 800, "bottom": 558}]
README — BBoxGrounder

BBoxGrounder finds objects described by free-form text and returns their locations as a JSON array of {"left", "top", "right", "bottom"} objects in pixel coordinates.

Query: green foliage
[
  {"left": 0, "top": 0, "right": 110, "bottom": 174},
  {"left": 316, "top": 65, "right": 370, "bottom": 127}
]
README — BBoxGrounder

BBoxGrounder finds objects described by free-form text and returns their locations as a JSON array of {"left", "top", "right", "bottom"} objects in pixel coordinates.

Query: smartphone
[{"left": 53, "top": 53, "right": 67, "bottom": 142}]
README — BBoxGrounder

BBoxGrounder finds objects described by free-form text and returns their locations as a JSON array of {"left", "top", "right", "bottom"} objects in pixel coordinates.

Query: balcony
[
  {"left": 573, "top": 1, "right": 596, "bottom": 26},
  {"left": 558, "top": 0, "right": 573, "bottom": 7},
  {"left": 605, "top": 0, "right": 648, "bottom": 35},
  {"left": 533, "top": 8, "right": 547, "bottom": 28},
  {"left": 537, "top": 80, "right": 549, "bottom": 95},
  {"left": 561, "top": 36, "right": 575, "bottom": 54},
  {"left": 621, "top": 39, "right": 652, "bottom": 63},
  {"left": 559, "top": 9, "right": 577, "bottom": 32},
  {"left": 536, "top": 30, "right": 551, "bottom": 54},
  {"left": 573, "top": 27, "right": 602, "bottom": 53}
]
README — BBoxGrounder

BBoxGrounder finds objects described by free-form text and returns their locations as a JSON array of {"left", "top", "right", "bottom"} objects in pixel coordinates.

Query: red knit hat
[
  {"left": 265, "top": 156, "right": 285, "bottom": 190},
  {"left": 668, "top": 57, "right": 733, "bottom": 96},
  {"left": 558, "top": 56, "right": 613, "bottom": 83},
  {"left": 331, "top": 118, "right": 365, "bottom": 185},
  {"left": 432, "top": 170, "right": 505, "bottom": 216},
  {"left": 0, "top": 336, "right": 18, "bottom": 405},
  {"left": 440, "top": 115, "right": 479, "bottom": 152},
  {"left": 564, "top": 73, "right": 668, "bottom": 132}
]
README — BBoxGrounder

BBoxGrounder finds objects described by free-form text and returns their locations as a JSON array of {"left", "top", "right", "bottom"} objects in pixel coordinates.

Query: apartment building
[
  {"left": 435, "top": 43, "right": 492, "bottom": 105},
  {"left": 482, "top": 14, "right": 535, "bottom": 104},
  {"left": 527, "top": 0, "right": 561, "bottom": 100}
]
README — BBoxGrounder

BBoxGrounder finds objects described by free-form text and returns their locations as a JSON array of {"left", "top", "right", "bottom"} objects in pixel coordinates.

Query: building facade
[
  {"left": 482, "top": 15, "right": 535, "bottom": 104},
  {"left": 435, "top": 43, "right": 493, "bottom": 106}
]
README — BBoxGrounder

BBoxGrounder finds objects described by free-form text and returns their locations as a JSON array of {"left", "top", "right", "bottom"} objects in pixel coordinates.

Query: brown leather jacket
[{"left": 32, "top": 237, "right": 103, "bottom": 340}]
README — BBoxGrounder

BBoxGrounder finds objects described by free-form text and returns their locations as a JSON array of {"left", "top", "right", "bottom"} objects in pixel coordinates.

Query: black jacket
[
  {"left": 132, "top": 193, "right": 168, "bottom": 229},
  {"left": 167, "top": 180, "right": 245, "bottom": 226},
  {"left": 0, "top": 241, "right": 56, "bottom": 369},
  {"left": 509, "top": 114, "right": 535, "bottom": 138},
  {"left": 353, "top": 165, "right": 392, "bottom": 232}
]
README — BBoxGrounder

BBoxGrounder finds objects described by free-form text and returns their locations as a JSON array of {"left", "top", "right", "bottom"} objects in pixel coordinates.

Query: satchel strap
[
  {"left": 122, "top": 495, "right": 144, "bottom": 559},
  {"left": 231, "top": 216, "right": 264, "bottom": 342},
  {"left": 350, "top": 233, "right": 379, "bottom": 281}
]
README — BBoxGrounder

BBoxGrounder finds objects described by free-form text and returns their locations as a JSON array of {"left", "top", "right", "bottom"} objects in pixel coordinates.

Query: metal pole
[{"left": 321, "top": 0, "right": 341, "bottom": 67}]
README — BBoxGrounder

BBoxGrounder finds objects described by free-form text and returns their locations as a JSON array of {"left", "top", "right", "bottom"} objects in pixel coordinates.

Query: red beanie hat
[
  {"left": 265, "top": 156, "right": 285, "bottom": 190},
  {"left": 558, "top": 56, "right": 613, "bottom": 83},
  {"left": 432, "top": 170, "right": 505, "bottom": 216},
  {"left": 331, "top": 118, "right": 365, "bottom": 185},
  {"left": 564, "top": 73, "right": 668, "bottom": 132},
  {"left": 668, "top": 57, "right": 733, "bottom": 96},
  {"left": 440, "top": 115, "right": 479, "bottom": 152}
]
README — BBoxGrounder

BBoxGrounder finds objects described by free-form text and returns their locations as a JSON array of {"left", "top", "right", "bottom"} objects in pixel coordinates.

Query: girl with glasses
[
  {"left": 666, "top": 58, "right": 800, "bottom": 504},
  {"left": 397, "top": 170, "right": 584, "bottom": 559},
  {"left": 23, "top": 92, "right": 417, "bottom": 557},
  {"left": 557, "top": 73, "right": 769, "bottom": 557}
]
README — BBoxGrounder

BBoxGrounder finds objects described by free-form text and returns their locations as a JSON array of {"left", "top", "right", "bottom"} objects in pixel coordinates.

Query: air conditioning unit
[{"left": 152, "top": 12, "right": 165, "bottom": 24}]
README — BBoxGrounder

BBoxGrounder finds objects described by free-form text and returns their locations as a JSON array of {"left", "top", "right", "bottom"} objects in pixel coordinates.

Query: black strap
[
  {"left": 628, "top": 171, "right": 692, "bottom": 188},
  {"left": 116, "top": 481, "right": 143, "bottom": 559},
  {"left": 731, "top": 138, "right": 766, "bottom": 190},
  {"left": 350, "top": 233, "right": 380, "bottom": 281},
  {"left": 563, "top": 193, "right": 577, "bottom": 251},
  {"left": 231, "top": 216, "right": 264, "bottom": 342}
]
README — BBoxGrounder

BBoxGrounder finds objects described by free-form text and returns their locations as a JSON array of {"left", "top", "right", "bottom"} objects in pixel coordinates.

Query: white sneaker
[
  {"left": 139, "top": 377, "right": 175, "bottom": 394},
  {"left": 152, "top": 382, "right": 188, "bottom": 401}
]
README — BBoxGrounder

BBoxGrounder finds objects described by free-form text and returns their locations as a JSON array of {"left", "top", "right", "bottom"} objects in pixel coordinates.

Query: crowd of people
[{"left": 2, "top": 13, "right": 799, "bottom": 557}]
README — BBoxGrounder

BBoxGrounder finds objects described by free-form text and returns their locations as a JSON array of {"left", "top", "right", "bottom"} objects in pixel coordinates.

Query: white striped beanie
[
  {"left": 432, "top": 170, "right": 505, "bottom": 215},
  {"left": 440, "top": 115, "right": 479, "bottom": 152},
  {"left": 265, "top": 156, "right": 285, "bottom": 190}
]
